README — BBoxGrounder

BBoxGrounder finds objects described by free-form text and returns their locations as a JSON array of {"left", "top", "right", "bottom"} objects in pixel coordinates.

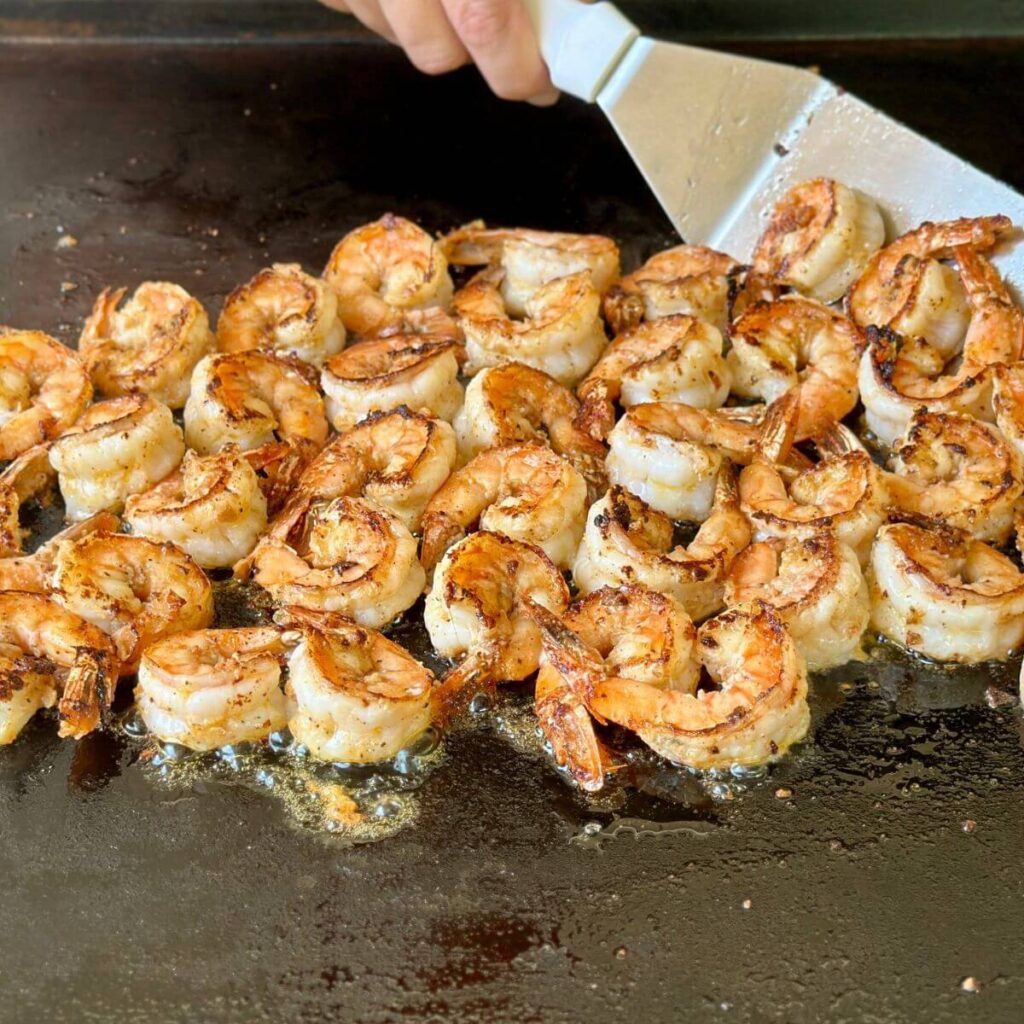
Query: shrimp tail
[
  {"left": 574, "top": 380, "right": 617, "bottom": 443},
  {"left": 57, "top": 648, "right": 117, "bottom": 740},
  {"left": 420, "top": 512, "right": 466, "bottom": 574},
  {"left": 432, "top": 649, "right": 498, "bottom": 727},
  {"left": 756, "top": 391, "right": 801, "bottom": 465},
  {"left": 534, "top": 671, "right": 609, "bottom": 792}
]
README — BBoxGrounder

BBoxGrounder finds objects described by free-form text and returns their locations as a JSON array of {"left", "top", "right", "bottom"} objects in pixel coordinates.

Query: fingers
[{"left": 379, "top": 0, "right": 470, "bottom": 76}]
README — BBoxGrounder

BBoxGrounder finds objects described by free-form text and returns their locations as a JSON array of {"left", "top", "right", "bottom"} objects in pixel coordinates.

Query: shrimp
[
  {"left": 184, "top": 350, "right": 328, "bottom": 455},
  {"left": 420, "top": 444, "right": 587, "bottom": 572},
  {"left": 573, "top": 471, "right": 751, "bottom": 621},
  {"left": 444, "top": 222, "right": 619, "bottom": 315},
  {"left": 0, "top": 513, "right": 119, "bottom": 593},
  {"left": 602, "top": 244, "right": 740, "bottom": 335},
  {"left": 452, "top": 362, "right": 607, "bottom": 499},
  {"left": 992, "top": 362, "right": 1024, "bottom": 462},
  {"left": 752, "top": 177, "right": 885, "bottom": 303},
  {"left": 887, "top": 409, "right": 1023, "bottom": 544},
  {"left": 0, "top": 328, "right": 92, "bottom": 460},
  {"left": 78, "top": 282, "right": 214, "bottom": 408},
  {"left": 49, "top": 395, "right": 185, "bottom": 522},
  {"left": 0, "top": 591, "right": 119, "bottom": 743},
  {"left": 216, "top": 263, "right": 346, "bottom": 367},
  {"left": 726, "top": 533, "right": 869, "bottom": 671},
  {"left": 424, "top": 531, "right": 570, "bottom": 715},
  {"left": 249, "top": 497, "right": 424, "bottom": 628},
  {"left": 727, "top": 297, "right": 865, "bottom": 441},
  {"left": 136, "top": 626, "right": 290, "bottom": 751},
  {"left": 277, "top": 606, "right": 436, "bottom": 763},
  {"left": 869, "top": 521, "right": 1024, "bottom": 663},
  {"left": 453, "top": 267, "right": 607, "bottom": 386},
  {"left": 323, "top": 214, "right": 453, "bottom": 336},
  {"left": 124, "top": 446, "right": 268, "bottom": 569},
  {"left": 51, "top": 531, "right": 214, "bottom": 673},
  {"left": 576, "top": 315, "right": 731, "bottom": 441},
  {"left": 0, "top": 445, "right": 58, "bottom": 556}
]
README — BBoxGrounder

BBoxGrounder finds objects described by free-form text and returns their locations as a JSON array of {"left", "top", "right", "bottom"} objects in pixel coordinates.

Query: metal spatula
[{"left": 524, "top": 0, "right": 1024, "bottom": 285}]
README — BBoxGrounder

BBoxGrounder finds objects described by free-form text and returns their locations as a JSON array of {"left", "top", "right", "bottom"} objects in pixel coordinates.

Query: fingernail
[{"left": 527, "top": 88, "right": 561, "bottom": 108}]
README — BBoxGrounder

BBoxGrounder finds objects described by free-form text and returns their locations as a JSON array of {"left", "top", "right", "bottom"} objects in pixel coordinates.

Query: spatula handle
[{"left": 523, "top": 0, "right": 638, "bottom": 103}]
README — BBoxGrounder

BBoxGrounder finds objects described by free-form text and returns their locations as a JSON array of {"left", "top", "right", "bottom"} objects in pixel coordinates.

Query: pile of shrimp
[{"left": 2, "top": 189, "right": 1023, "bottom": 817}]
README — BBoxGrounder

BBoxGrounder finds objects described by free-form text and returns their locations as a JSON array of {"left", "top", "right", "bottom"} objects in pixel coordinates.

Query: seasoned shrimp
[
  {"left": 49, "top": 395, "right": 185, "bottom": 522},
  {"left": 727, "top": 298, "right": 864, "bottom": 441},
  {"left": 250, "top": 497, "right": 424, "bottom": 628},
  {"left": 420, "top": 444, "right": 587, "bottom": 571},
  {"left": 443, "top": 222, "right": 619, "bottom": 314},
  {"left": 752, "top": 177, "right": 885, "bottom": 303},
  {"left": 576, "top": 315, "right": 731, "bottom": 440},
  {"left": 424, "top": 531, "right": 569, "bottom": 714},
  {"left": 573, "top": 471, "right": 751, "bottom": 621},
  {"left": 0, "top": 329, "right": 92, "bottom": 460},
  {"left": 0, "top": 445, "right": 58, "bottom": 556},
  {"left": 184, "top": 350, "right": 328, "bottom": 455},
  {"left": 0, "top": 513, "right": 119, "bottom": 593},
  {"left": 79, "top": 282, "right": 213, "bottom": 408},
  {"left": 0, "top": 591, "right": 119, "bottom": 743},
  {"left": 323, "top": 214, "right": 453, "bottom": 336},
  {"left": 726, "top": 533, "right": 868, "bottom": 671},
  {"left": 51, "top": 531, "right": 214, "bottom": 672},
  {"left": 136, "top": 626, "right": 290, "bottom": 751},
  {"left": 869, "top": 522, "right": 1024, "bottom": 663},
  {"left": 993, "top": 362, "right": 1024, "bottom": 462},
  {"left": 124, "top": 446, "right": 268, "bottom": 569},
  {"left": 278, "top": 606, "right": 436, "bottom": 763},
  {"left": 454, "top": 267, "right": 607, "bottom": 386},
  {"left": 216, "top": 263, "right": 346, "bottom": 367}
]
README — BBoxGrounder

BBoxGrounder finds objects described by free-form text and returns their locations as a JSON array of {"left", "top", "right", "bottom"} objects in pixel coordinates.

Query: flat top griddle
[{"left": 1, "top": 24, "right": 1023, "bottom": 1024}]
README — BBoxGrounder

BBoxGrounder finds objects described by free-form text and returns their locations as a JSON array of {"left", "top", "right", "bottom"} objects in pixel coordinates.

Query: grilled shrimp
[
  {"left": 184, "top": 350, "right": 328, "bottom": 455},
  {"left": 443, "top": 222, "right": 619, "bottom": 314},
  {"left": 323, "top": 214, "right": 453, "bottom": 336},
  {"left": 0, "top": 513, "right": 119, "bottom": 593},
  {"left": 79, "top": 282, "right": 213, "bottom": 408},
  {"left": 869, "top": 522, "right": 1024, "bottom": 662},
  {"left": 726, "top": 533, "right": 868, "bottom": 671},
  {"left": 216, "top": 263, "right": 346, "bottom": 367},
  {"left": 420, "top": 443, "right": 587, "bottom": 572},
  {"left": 0, "top": 445, "right": 58, "bottom": 556},
  {"left": 454, "top": 267, "right": 607, "bottom": 386},
  {"left": 424, "top": 531, "right": 569, "bottom": 715},
  {"left": 278, "top": 606, "right": 436, "bottom": 764},
  {"left": 0, "top": 591, "right": 118, "bottom": 743},
  {"left": 752, "top": 177, "right": 885, "bottom": 303},
  {"left": 51, "top": 531, "right": 214, "bottom": 673},
  {"left": 250, "top": 497, "right": 424, "bottom": 628},
  {"left": 49, "top": 395, "right": 185, "bottom": 522},
  {"left": 573, "top": 470, "right": 751, "bottom": 621},
  {"left": 0, "top": 329, "right": 92, "bottom": 460},
  {"left": 727, "top": 298, "right": 864, "bottom": 441},
  {"left": 993, "top": 362, "right": 1024, "bottom": 461},
  {"left": 576, "top": 315, "right": 731, "bottom": 440},
  {"left": 136, "top": 626, "right": 290, "bottom": 750},
  {"left": 124, "top": 446, "right": 268, "bottom": 569}
]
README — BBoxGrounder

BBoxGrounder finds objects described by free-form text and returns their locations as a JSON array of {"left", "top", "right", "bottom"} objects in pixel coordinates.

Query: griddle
[{"left": 1, "top": 10, "right": 1024, "bottom": 1023}]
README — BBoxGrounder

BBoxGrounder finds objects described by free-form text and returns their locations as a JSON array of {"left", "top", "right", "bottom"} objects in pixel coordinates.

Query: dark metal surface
[{"left": 2, "top": 34, "right": 1024, "bottom": 1024}]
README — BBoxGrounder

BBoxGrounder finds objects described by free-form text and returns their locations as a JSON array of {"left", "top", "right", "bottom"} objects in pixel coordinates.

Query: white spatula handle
[{"left": 523, "top": 0, "right": 638, "bottom": 102}]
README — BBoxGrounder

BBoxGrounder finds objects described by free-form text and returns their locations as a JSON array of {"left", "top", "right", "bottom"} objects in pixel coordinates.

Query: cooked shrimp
[
  {"left": 573, "top": 471, "right": 751, "bottom": 621},
  {"left": 250, "top": 497, "right": 424, "bottom": 628},
  {"left": 277, "top": 606, "right": 436, "bottom": 763},
  {"left": 992, "top": 362, "right": 1024, "bottom": 461},
  {"left": 49, "top": 395, "right": 185, "bottom": 522},
  {"left": 0, "top": 591, "right": 119, "bottom": 743},
  {"left": 124, "top": 446, "right": 268, "bottom": 569},
  {"left": 576, "top": 315, "right": 730, "bottom": 440},
  {"left": 726, "top": 533, "right": 868, "bottom": 671},
  {"left": 51, "top": 531, "right": 213, "bottom": 672},
  {"left": 243, "top": 439, "right": 317, "bottom": 518},
  {"left": 752, "top": 177, "right": 885, "bottom": 303},
  {"left": 454, "top": 267, "right": 606, "bottom": 386},
  {"left": 216, "top": 263, "right": 346, "bottom": 367},
  {"left": 420, "top": 444, "right": 587, "bottom": 571},
  {"left": 887, "top": 410, "right": 1023, "bottom": 544},
  {"left": 602, "top": 244, "right": 739, "bottom": 335},
  {"left": 727, "top": 297, "right": 864, "bottom": 441},
  {"left": 136, "top": 626, "right": 290, "bottom": 751},
  {"left": 0, "top": 513, "right": 118, "bottom": 593},
  {"left": 0, "top": 445, "right": 58, "bottom": 556},
  {"left": 323, "top": 214, "right": 453, "bottom": 336},
  {"left": 869, "top": 521, "right": 1024, "bottom": 663},
  {"left": 424, "top": 531, "right": 569, "bottom": 715},
  {"left": 79, "top": 282, "right": 213, "bottom": 408},
  {"left": 184, "top": 350, "right": 328, "bottom": 455},
  {"left": 0, "top": 328, "right": 92, "bottom": 460},
  {"left": 443, "top": 222, "right": 619, "bottom": 315}
]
